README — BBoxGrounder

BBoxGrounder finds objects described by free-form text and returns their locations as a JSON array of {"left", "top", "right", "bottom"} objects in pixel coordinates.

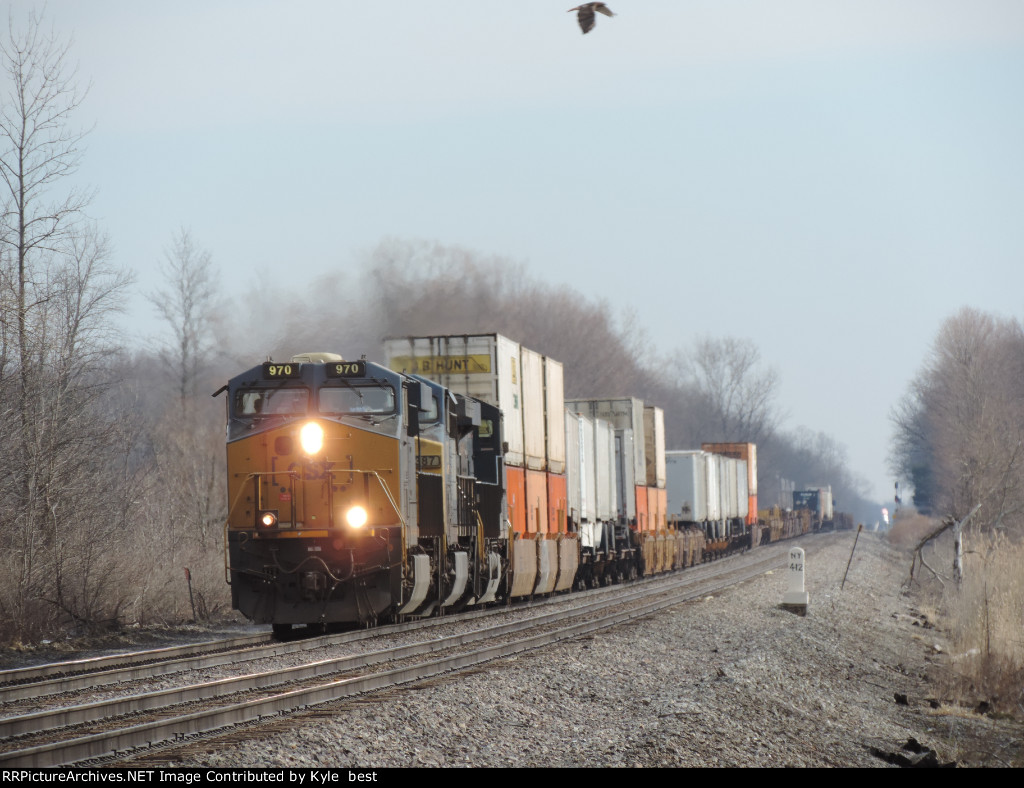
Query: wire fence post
[
  {"left": 185, "top": 567, "right": 197, "bottom": 623},
  {"left": 841, "top": 524, "right": 863, "bottom": 591}
]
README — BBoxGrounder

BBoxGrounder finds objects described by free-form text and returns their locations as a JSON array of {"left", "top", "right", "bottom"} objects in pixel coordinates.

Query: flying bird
[{"left": 568, "top": 3, "right": 615, "bottom": 35}]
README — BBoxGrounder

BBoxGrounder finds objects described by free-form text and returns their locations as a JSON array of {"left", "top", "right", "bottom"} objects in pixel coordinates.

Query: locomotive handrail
[
  {"left": 222, "top": 471, "right": 301, "bottom": 585},
  {"left": 323, "top": 468, "right": 405, "bottom": 526},
  {"left": 325, "top": 467, "right": 408, "bottom": 585},
  {"left": 222, "top": 468, "right": 408, "bottom": 598}
]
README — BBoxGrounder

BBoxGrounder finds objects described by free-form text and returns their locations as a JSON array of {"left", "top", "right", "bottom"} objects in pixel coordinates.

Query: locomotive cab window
[
  {"left": 318, "top": 385, "right": 396, "bottom": 415},
  {"left": 234, "top": 388, "right": 310, "bottom": 416},
  {"left": 420, "top": 394, "right": 440, "bottom": 424}
]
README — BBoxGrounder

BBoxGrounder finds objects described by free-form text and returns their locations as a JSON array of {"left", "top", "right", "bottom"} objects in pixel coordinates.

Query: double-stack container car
[{"left": 221, "top": 334, "right": 833, "bottom": 636}]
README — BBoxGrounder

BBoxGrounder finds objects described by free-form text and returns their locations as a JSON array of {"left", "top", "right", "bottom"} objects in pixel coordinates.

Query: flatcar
[{"left": 220, "top": 334, "right": 838, "bottom": 635}]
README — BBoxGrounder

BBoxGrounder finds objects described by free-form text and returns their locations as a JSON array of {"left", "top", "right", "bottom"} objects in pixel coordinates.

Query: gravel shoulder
[
  {"left": 153, "top": 532, "right": 1024, "bottom": 768},
  {"left": 6, "top": 532, "right": 1021, "bottom": 767}
]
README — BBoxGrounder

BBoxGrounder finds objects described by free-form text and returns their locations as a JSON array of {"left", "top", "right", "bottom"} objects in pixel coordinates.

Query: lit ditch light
[
  {"left": 258, "top": 510, "right": 279, "bottom": 529},
  {"left": 345, "top": 505, "right": 368, "bottom": 529}
]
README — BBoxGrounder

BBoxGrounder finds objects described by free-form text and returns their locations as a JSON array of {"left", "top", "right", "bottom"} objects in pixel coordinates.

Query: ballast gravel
[{"left": 138, "top": 534, "right": 1024, "bottom": 767}]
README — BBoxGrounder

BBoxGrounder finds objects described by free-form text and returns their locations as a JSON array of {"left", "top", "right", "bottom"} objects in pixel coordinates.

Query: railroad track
[
  {"left": 0, "top": 567, "right": 687, "bottom": 705},
  {"left": 0, "top": 587, "right": 604, "bottom": 704},
  {"left": 1, "top": 538, "right": 812, "bottom": 767}
]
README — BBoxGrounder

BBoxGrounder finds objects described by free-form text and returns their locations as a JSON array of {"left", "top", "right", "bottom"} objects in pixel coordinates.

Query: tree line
[
  {"left": 891, "top": 307, "right": 1024, "bottom": 532},
  {"left": 222, "top": 237, "right": 878, "bottom": 522}
]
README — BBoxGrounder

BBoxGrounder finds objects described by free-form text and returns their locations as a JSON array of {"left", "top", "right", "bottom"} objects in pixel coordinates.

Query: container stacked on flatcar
[
  {"left": 701, "top": 443, "right": 758, "bottom": 527},
  {"left": 701, "top": 443, "right": 757, "bottom": 554},
  {"left": 793, "top": 486, "right": 834, "bottom": 530},
  {"left": 564, "top": 409, "right": 620, "bottom": 588},
  {"left": 665, "top": 449, "right": 752, "bottom": 559},
  {"left": 566, "top": 397, "right": 668, "bottom": 578},
  {"left": 384, "top": 334, "right": 578, "bottom": 600},
  {"left": 663, "top": 451, "right": 708, "bottom": 566},
  {"left": 221, "top": 335, "right": 833, "bottom": 637}
]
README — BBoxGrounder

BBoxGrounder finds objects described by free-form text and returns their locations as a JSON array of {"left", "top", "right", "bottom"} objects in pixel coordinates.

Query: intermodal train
[{"left": 220, "top": 334, "right": 813, "bottom": 636}]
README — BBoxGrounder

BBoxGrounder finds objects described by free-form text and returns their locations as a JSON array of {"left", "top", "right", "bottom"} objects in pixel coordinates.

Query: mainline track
[{"left": 0, "top": 541, "right": 807, "bottom": 768}]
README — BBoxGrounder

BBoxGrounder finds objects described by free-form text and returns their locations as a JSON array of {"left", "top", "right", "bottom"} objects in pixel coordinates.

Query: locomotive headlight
[
  {"left": 258, "top": 511, "right": 278, "bottom": 528},
  {"left": 300, "top": 421, "right": 324, "bottom": 455},
  {"left": 345, "top": 506, "right": 368, "bottom": 529}
]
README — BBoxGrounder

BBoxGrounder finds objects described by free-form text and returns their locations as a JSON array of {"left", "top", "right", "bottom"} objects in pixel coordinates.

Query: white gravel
[{"left": 137, "top": 533, "right": 1024, "bottom": 767}]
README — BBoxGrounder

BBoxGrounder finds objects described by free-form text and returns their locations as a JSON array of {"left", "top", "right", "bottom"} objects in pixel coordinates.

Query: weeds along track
[{"left": 1, "top": 540, "right": 808, "bottom": 767}]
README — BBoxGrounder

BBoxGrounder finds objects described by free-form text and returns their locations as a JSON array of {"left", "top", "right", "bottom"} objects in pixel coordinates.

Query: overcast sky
[{"left": 20, "top": 1, "right": 1024, "bottom": 504}]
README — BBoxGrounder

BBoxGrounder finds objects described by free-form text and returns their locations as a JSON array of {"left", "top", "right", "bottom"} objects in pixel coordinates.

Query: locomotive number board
[
  {"left": 262, "top": 363, "right": 301, "bottom": 379},
  {"left": 325, "top": 361, "right": 367, "bottom": 378}
]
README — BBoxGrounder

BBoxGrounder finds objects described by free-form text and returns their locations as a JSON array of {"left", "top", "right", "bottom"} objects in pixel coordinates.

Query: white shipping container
[
  {"left": 567, "top": 398, "right": 647, "bottom": 520},
  {"left": 383, "top": 334, "right": 525, "bottom": 467},
  {"left": 566, "top": 411, "right": 602, "bottom": 550},
  {"left": 615, "top": 428, "right": 637, "bottom": 520},
  {"left": 643, "top": 406, "right": 667, "bottom": 489},
  {"left": 724, "top": 458, "right": 739, "bottom": 519},
  {"left": 737, "top": 460, "right": 749, "bottom": 519},
  {"left": 804, "top": 485, "right": 834, "bottom": 521},
  {"left": 521, "top": 348, "right": 545, "bottom": 471},
  {"left": 704, "top": 453, "right": 721, "bottom": 522},
  {"left": 717, "top": 458, "right": 729, "bottom": 520},
  {"left": 665, "top": 450, "right": 708, "bottom": 522},
  {"left": 820, "top": 486, "right": 834, "bottom": 520},
  {"left": 702, "top": 443, "right": 759, "bottom": 497},
  {"left": 594, "top": 418, "right": 617, "bottom": 522},
  {"left": 544, "top": 358, "right": 566, "bottom": 474},
  {"left": 579, "top": 414, "right": 597, "bottom": 523},
  {"left": 565, "top": 410, "right": 582, "bottom": 524}
]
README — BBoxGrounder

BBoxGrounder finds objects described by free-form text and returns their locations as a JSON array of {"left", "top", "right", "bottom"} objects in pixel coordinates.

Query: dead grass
[
  {"left": 888, "top": 510, "right": 939, "bottom": 547},
  {"left": 937, "top": 532, "right": 1024, "bottom": 717},
  {"left": 889, "top": 513, "right": 1024, "bottom": 718}
]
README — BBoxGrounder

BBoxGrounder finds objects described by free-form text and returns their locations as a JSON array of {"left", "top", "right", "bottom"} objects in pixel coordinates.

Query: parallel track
[
  {"left": 0, "top": 541, "right": 806, "bottom": 767},
  {"left": 0, "top": 569, "right": 670, "bottom": 703}
]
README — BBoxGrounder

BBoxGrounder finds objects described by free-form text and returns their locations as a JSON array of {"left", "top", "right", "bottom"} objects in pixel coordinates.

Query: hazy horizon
[{"left": 16, "top": 1, "right": 1022, "bottom": 506}]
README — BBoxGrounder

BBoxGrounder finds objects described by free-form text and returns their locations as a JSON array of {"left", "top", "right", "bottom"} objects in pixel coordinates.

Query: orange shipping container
[
  {"left": 547, "top": 472, "right": 567, "bottom": 534},
  {"left": 635, "top": 485, "right": 650, "bottom": 532},
  {"left": 525, "top": 469, "right": 548, "bottom": 534},
  {"left": 507, "top": 466, "right": 526, "bottom": 535}
]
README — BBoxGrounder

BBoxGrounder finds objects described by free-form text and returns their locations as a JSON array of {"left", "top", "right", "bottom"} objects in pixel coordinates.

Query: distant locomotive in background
[{"left": 220, "top": 334, "right": 846, "bottom": 635}]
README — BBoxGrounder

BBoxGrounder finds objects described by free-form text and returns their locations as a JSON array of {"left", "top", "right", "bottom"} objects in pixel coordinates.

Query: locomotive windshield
[
  {"left": 234, "top": 388, "right": 309, "bottom": 416},
  {"left": 318, "top": 384, "right": 396, "bottom": 415}
]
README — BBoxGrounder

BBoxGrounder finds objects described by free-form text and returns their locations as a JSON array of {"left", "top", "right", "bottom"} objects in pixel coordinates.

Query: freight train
[{"left": 220, "top": 334, "right": 821, "bottom": 636}]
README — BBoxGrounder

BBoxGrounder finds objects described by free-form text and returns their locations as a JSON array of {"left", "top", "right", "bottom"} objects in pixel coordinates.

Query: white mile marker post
[{"left": 782, "top": 547, "right": 809, "bottom": 616}]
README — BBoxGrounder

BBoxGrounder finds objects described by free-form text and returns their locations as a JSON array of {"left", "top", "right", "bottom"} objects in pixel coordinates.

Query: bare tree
[
  {"left": 681, "top": 336, "right": 780, "bottom": 443},
  {"left": 149, "top": 228, "right": 218, "bottom": 405},
  {"left": 0, "top": 10, "right": 90, "bottom": 399},
  {"left": 892, "top": 307, "right": 1024, "bottom": 553},
  {"left": 0, "top": 11, "right": 133, "bottom": 642},
  {"left": 145, "top": 228, "right": 226, "bottom": 586}
]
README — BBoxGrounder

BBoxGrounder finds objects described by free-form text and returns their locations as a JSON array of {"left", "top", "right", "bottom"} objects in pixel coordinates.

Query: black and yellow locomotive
[{"left": 221, "top": 353, "right": 506, "bottom": 635}]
